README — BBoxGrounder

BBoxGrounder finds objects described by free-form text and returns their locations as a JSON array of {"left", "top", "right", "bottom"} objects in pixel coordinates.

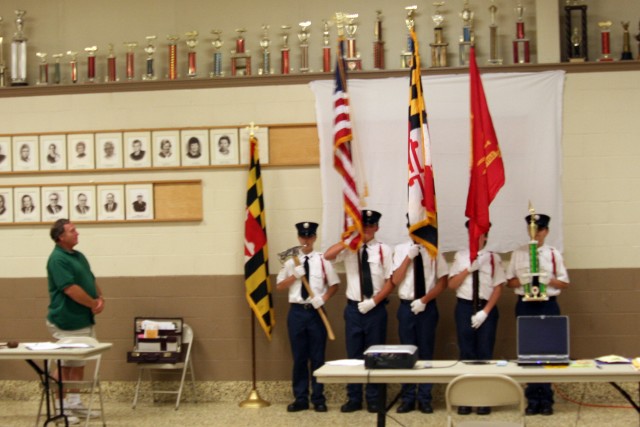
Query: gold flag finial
[{"left": 247, "top": 122, "right": 259, "bottom": 137}]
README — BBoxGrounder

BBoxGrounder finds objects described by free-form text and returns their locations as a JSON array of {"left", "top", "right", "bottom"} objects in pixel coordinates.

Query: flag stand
[{"left": 239, "top": 310, "right": 270, "bottom": 408}]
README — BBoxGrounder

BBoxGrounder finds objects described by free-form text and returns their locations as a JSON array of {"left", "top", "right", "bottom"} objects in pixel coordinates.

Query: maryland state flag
[
  {"left": 407, "top": 28, "right": 438, "bottom": 258},
  {"left": 333, "top": 37, "right": 363, "bottom": 252},
  {"left": 244, "top": 134, "right": 275, "bottom": 340},
  {"left": 465, "top": 46, "right": 506, "bottom": 261}
]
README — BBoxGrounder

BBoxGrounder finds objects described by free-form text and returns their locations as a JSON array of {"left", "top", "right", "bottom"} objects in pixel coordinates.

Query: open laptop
[{"left": 517, "top": 315, "right": 571, "bottom": 366}]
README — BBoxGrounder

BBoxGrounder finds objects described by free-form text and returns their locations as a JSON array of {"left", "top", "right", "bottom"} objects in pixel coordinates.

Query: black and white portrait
[
  {"left": 42, "top": 187, "right": 69, "bottom": 221},
  {"left": 12, "top": 136, "right": 39, "bottom": 172},
  {"left": 181, "top": 130, "right": 209, "bottom": 166},
  {"left": 126, "top": 184, "right": 154, "bottom": 220},
  {"left": 96, "top": 133, "right": 123, "bottom": 169},
  {"left": 40, "top": 135, "right": 67, "bottom": 171},
  {"left": 152, "top": 131, "right": 180, "bottom": 167},
  {"left": 98, "top": 185, "right": 125, "bottom": 220},
  {"left": 70, "top": 186, "right": 97, "bottom": 221},
  {"left": 124, "top": 132, "right": 151, "bottom": 168},
  {"left": 211, "top": 129, "right": 239, "bottom": 165},
  {"left": 0, "top": 137, "right": 11, "bottom": 172},
  {"left": 0, "top": 189, "right": 13, "bottom": 223},
  {"left": 68, "top": 134, "right": 95, "bottom": 170},
  {"left": 14, "top": 188, "right": 41, "bottom": 222}
]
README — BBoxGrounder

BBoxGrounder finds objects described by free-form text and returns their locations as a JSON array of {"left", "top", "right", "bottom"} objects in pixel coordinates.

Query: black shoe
[
  {"left": 457, "top": 406, "right": 472, "bottom": 415},
  {"left": 396, "top": 401, "right": 415, "bottom": 414},
  {"left": 340, "top": 400, "right": 363, "bottom": 413},
  {"left": 540, "top": 404, "right": 554, "bottom": 416},
  {"left": 314, "top": 403, "right": 328, "bottom": 412},
  {"left": 418, "top": 402, "right": 433, "bottom": 414},
  {"left": 476, "top": 406, "right": 491, "bottom": 415},
  {"left": 525, "top": 404, "right": 540, "bottom": 415},
  {"left": 367, "top": 402, "right": 382, "bottom": 413},
  {"left": 286, "top": 401, "right": 309, "bottom": 412}
]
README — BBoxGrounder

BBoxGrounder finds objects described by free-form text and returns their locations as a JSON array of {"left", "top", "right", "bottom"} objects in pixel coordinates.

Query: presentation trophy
[
  {"left": 124, "top": 42, "right": 137, "bottom": 80},
  {"left": 106, "top": 43, "right": 117, "bottom": 82},
  {"left": 84, "top": 45, "right": 97, "bottom": 83},
  {"left": 373, "top": 11, "right": 384, "bottom": 70},
  {"left": 231, "top": 28, "right": 251, "bottom": 76},
  {"left": 563, "top": 1, "right": 588, "bottom": 62},
  {"left": 522, "top": 206, "right": 549, "bottom": 302},
  {"left": 210, "top": 30, "right": 224, "bottom": 77},
  {"left": 279, "top": 25, "right": 290, "bottom": 75},
  {"left": 321, "top": 20, "right": 331, "bottom": 72},
  {"left": 298, "top": 21, "right": 311, "bottom": 73},
  {"left": 458, "top": 0, "right": 474, "bottom": 66},
  {"left": 259, "top": 25, "right": 272, "bottom": 75},
  {"left": 142, "top": 36, "right": 157, "bottom": 80},
  {"left": 512, "top": 2, "right": 530, "bottom": 64},
  {"left": 597, "top": 21, "right": 614, "bottom": 62},
  {"left": 52, "top": 53, "right": 62, "bottom": 84},
  {"left": 400, "top": 5, "right": 416, "bottom": 69},
  {"left": 344, "top": 14, "right": 361, "bottom": 71},
  {"left": 36, "top": 52, "right": 48, "bottom": 85},
  {"left": 67, "top": 51, "right": 78, "bottom": 83},
  {"left": 0, "top": 17, "right": 6, "bottom": 87},
  {"left": 430, "top": 2, "right": 449, "bottom": 68},
  {"left": 487, "top": 1, "right": 502, "bottom": 65},
  {"left": 185, "top": 31, "right": 198, "bottom": 78},
  {"left": 620, "top": 22, "right": 633, "bottom": 60},
  {"left": 11, "top": 10, "right": 28, "bottom": 86},
  {"left": 166, "top": 35, "right": 179, "bottom": 80}
]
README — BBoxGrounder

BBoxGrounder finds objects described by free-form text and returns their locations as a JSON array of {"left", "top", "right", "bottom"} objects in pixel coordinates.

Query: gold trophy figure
[
  {"left": 522, "top": 205, "right": 549, "bottom": 301},
  {"left": 401, "top": 5, "right": 417, "bottom": 69},
  {"left": 620, "top": 21, "right": 633, "bottom": 60}
]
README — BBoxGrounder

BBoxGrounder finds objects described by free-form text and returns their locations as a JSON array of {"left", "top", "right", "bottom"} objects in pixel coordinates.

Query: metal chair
[
  {"left": 132, "top": 323, "right": 196, "bottom": 410},
  {"left": 445, "top": 374, "right": 526, "bottom": 427}
]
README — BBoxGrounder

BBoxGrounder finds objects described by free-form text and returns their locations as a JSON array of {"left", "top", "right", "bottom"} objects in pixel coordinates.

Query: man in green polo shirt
[{"left": 46, "top": 219, "right": 104, "bottom": 419}]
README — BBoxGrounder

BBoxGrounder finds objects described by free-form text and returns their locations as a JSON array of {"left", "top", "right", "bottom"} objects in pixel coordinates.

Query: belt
[
  {"left": 519, "top": 295, "right": 557, "bottom": 302},
  {"left": 291, "top": 303, "right": 314, "bottom": 310},
  {"left": 400, "top": 299, "right": 413, "bottom": 305},
  {"left": 347, "top": 299, "right": 360, "bottom": 306},
  {"left": 457, "top": 297, "right": 488, "bottom": 305}
]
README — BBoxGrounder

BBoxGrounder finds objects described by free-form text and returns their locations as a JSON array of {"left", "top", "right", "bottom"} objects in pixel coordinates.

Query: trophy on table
[
  {"left": 142, "top": 35, "right": 157, "bottom": 80},
  {"left": 401, "top": 5, "right": 417, "bottom": 69},
  {"left": 373, "top": 11, "right": 384, "bottom": 70},
  {"left": 167, "top": 35, "right": 180, "bottom": 80},
  {"left": 52, "top": 53, "right": 62, "bottom": 84},
  {"left": 11, "top": 10, "right": 28, "bottom": 86},
  {"left": 67, "top": 51, "right": 78, "bottom": 83},
  {"left": 259, "top": 25, "right": 272, "bottom": 75},
  {"left": 210, "top": 30, "right": 224, "bottom": 77},
  {"left": 84, "top": 45, "right": 97, "bottom": 83},
  {"left": 458, "top": 0, "right": 474, "bottom": 66},
  {"left": 106, "top": 43, "right": 117, "bottom": 82},
  {"left": 231, "top": 28, "right": 251, "bottom": 76},
  {"left": 563, "top": 1, "right": 588, "bottom": 62},
  {"left": 522, "top": 204, "right": 549, "bottom": 302},
  {"left": 298, "top": 21, "right": 311, "bottom": 73},
  {"left": 512, "top": 2, "right": 530, "bottom": 64},
  {"left": 185, "top": 31, "right": 198, "bottom": 78},
  {"left": 124, "top": 42, "right": 137, "bottom": 80},
  {"left": 344, "top": 13, "right": 362, "bottom": 71},
  {"left": 280, "top": 25, "right": 291, "bottom": 74},
  {"left": 0, "top": 16, "right": 6, "bottom": 87},
  {"left": 620, "top": 21, "right": 633, "bottom": 60},
  {"left": 487, "top": 1, "right": 502, "bottom": 65},
  {"left": 597, "top": 21, "right": 614, "bottom": 62},
  {"left": 430, "top": 2, "right": 449, "bottom": 68},
  {"left": 321, "top": 20, "right": 331, "bottom": 72},
  {"left": 36, "top": 52, "right": 48, "bottom": 85}
]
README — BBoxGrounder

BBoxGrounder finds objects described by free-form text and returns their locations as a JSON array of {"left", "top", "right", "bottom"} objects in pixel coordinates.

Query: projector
[{"left": 364, "top": 345, "right": 418, "bottom": 369}]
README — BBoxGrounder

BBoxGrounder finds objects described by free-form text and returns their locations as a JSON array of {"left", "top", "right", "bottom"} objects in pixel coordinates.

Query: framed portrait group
[
  {"left": 0, "top": 126, "right": 268, "bottom": 173},
  {"left": 0, "top": 184, "right": 154, "bottom": 224}
]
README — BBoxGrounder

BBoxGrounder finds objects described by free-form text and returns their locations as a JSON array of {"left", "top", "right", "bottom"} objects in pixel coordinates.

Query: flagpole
[{"left": 239, "top": 310, "right": 270, "bottom": 408}]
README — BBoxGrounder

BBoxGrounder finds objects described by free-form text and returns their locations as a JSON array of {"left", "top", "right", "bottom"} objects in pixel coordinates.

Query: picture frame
[
  {"left": 12, "top": 136, "right": 39, "bottom": 172},
  {"left": 180, "top": 129, "right": 209, "bottom": 166},
  {"left": 97, "top": 184, "right": 125, "bottom": 221},
  {"left": 14, "top": 187, "right": 41, "bottom": 222},
  {"left": 67, "top": 133, "right": 95, "bottom": 170},
  {"left": 152, "top": 130, "right": 180, "bottom": 167},
  {"left": 0, "top": 188, "right": 13, "bottom": 223},
  {"left": 69, "top": 186, "right": 97, "bottom": 222},
  {"left": 124, "top": 131, "right": 152, "bottom": 168},
  {"left": 125, "top": 183, "right": 154, "bottom": 220},
  {"left": 40, "top": 135, "right": 67, "bottom": 171},
  {"left": 239, "top": 126, "right": 269, "bottom": 165},
  {"left": 210, "top": 128, "right": 239, "bottom": 165},
  {"left": 0, "top": 137, "right": 12, "bottom": 172},
  {"left": 41, "top": 186, "right": 69, "bottom": 222},
  {"left": 95, "top": 132, "right": 123, "bottom": 169}
]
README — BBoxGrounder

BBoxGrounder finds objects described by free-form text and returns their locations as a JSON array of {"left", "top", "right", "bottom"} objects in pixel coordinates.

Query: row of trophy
[{"left": 2, "top": 5, "right": 640, "bottom": 86}]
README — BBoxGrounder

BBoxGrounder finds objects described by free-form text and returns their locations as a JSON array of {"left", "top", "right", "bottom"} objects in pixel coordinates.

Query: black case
[{"left": 126, "top": 317, "right": 185, "bottom": 364}]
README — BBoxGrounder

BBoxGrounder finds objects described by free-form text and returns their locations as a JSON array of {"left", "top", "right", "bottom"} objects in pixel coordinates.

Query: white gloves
[
  {"left": 293, "top": 265, "right": 306, "bottom": 279},
  {"left": 407, "top": 244, "right": 420, "bottom": 260},
  {"left": 410, "top": 299, "right": 426, "bottom": 314},
  {"left": 471, "top": 310, "right": 488, "bottom": 329},
  {"left": 358, "top": 298, "right": 376, "bottom": 314},
  {"left": 467, "top": 260, "right": 480, "bottom": 273},
  {"left": 311, "top": 295, "right": 325, "bottom": 309}
]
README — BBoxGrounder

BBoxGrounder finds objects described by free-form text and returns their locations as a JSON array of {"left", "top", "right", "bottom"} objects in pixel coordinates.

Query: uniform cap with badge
[
  {"left": 296, "top": 221, "right": 318, "bottom": 236},
  {"left": 525, "top": 213, "right": 551, "bottom": 229},
  {"left": 361, "top": 209, "right": 382, "bottom": 225}
]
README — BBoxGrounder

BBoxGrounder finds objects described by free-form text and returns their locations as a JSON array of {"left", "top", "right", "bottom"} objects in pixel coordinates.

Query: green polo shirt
[{"left": 47, "top": 245, "right": 97, "bottom": 330}]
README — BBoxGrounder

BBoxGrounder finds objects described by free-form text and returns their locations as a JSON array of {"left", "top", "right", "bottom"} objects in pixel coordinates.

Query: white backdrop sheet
[{"left": 310, "top": 71, "right": 565, "bottom": 254}]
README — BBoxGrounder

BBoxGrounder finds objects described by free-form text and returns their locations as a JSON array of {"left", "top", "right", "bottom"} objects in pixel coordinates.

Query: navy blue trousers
[
  {"left": 287, "top": 304, "right": 327, "bottom": 405},
  {"left": 455, "top": 298, "right": 499, "bottom": 361}
]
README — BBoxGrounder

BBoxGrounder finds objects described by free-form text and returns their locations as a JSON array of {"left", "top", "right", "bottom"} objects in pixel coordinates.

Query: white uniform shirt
[
  {"left": 392, "top": 241, "right": 449, "bottom": 300},
  {"left": 336, "top": 239, "right": 392, "bottom": 301},
  {"left": 276, "top": 251, "right": 340, "bottom": 304},
  {"left": 506, "top": 244, "right": 569, "bottom": 296},
  {"left": 449, "top": 249, "right": 506, "bottom": 301}
]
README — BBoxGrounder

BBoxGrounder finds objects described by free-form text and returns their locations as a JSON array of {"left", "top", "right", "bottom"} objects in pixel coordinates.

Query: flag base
[{"left": 238, "top": 388, "right": 270, "bottom": 408}]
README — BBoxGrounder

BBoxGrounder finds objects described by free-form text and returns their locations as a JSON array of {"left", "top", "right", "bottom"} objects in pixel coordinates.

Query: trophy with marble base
[
  {"left": 458, "top": 0, "right": 473, "bottom": 66},
  {"left": 522, "top": 206, "right": 549, "bottom": 302}
]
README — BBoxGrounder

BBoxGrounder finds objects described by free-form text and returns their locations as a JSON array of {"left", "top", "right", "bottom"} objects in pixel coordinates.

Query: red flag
[{"left": 465, "top": 47, "right": 505, "bottom": 261}]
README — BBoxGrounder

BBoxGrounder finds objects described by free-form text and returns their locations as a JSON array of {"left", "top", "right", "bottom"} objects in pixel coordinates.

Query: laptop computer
[{"left": 517, "top": 315, "right": 571, "bottom": 366}]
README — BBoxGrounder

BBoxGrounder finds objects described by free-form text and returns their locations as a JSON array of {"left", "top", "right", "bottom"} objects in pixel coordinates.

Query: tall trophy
[
  {"left": 344, "top": 13, "right": 362, "bottom": 71},
  {"left": 167, "top": 35, "right": 180, "bottom": 80},
  {"left": 231, "top": 28, "right": 251, "bottom": 76},
  {"left": 67, "top": 51, "right": 78, "bottom": 83},
  {"left": 597, "top": 21, "right": 614, "bottom": 62},
  {"left": 373, "top": 11, "right": 384, "bottom": 70},
  {"left": 401, "top": 6, "right": 416, "bottom": 69},
  {"left": 106, "top": 43, "right": 117, "bottom": 82},
  {"left": 321, "top": 20, "right": 331, "bottom": 72},
  {"left": 298, "top": 21, "right": 311, "bottom": 73},
  {"left": 430, "top": 2, "right": 449, "bottom": 68},
  {"left": 36, "top": 52, "right": 48, "bottom": 85},
  {"left": 210, "top": 30, "right": 224, "bottom": 77},
  {"left": 259, "top": 25, "right": 272, "bottom": 75},
  {"left": 636, "top": 21, "right": 640, "bottom": 60},
  {"left": 185, "top": 31, "right": 198, "bottom": 77},
  {"left": 280, "top": 25, "right": 291, "bottom": 75},
  {"left": 512, "top": 2, "right": 530, "bottom": 64},
  {"left": 52, "top": 53, "right": 62, "bottom": 84},
  {"left": 142, "top": 35, "right": 157, "bottom": 80},
  {"left": 620, "top": 22, "right": 632, "bottom": 60},
  {"left": 11, "top": 10, "right": 28, "bottom": 86},
  {"left": 84, "top": 46, "right": 97, "bottom": 83},
  {"left": 487, "top": 1, "right": 502, "bottom": 65},
  {"left": 0, "top": 17, "right": 6, "bottom": 87},
  {"left": 124, "top": 42, "right": 137, "bottom": 80},
  {"left": 458, "top": 0, "right": 474, "bottom": 66},
  {"left": 563, "top": 1, "right": 588, "bottom": 62},
  {"left": 522, "top": 205, "right": 549, "bottom": 302}
]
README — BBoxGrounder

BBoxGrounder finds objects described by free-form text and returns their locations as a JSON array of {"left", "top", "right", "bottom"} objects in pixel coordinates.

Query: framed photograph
[
  {"left": 40, "top": 135, "right": 67, "bottom": 171},
  {"left": 239, "top": 126, "right": 269, "bottom": 165},
  {"left": 97, "top": 185, "right": 125, "bottom": 221},
  {"left": 210, "top": 128, "right": 239, "bottom": 165},
  {"left": 152, "top": 130, "right": 180, "bottom": 167},
  {"left": 12, "top": 136, "right": 39, "bottom": 172},
  {"left": 69, "top": 186, "right": 97, "bottom": 221},
  {"left": 181, "top": 129, "right": 209, "bottom": 166},
  {"left": 125, "top": 184, "right": 154, "bottom": 220},
  {"left": 0, "top": 188, "right": 13, "bottom": 223},
  {"left": 42, "top": 187, "right": 69, "bottom": 222},
  {"left": 67, "top": 134, "right": 95, "bottom": 170},
  {"left": 0, "top": 137, "right": 12, "bottom": 172},
  {"left": 14, "top": 187, "right": 41, "bottom": 222},
  {"left": 95, "top": 132, "right": 123, "bottom": 169},
  {"left": 124, "top": 131, "right": 152, "bottom": 168}
]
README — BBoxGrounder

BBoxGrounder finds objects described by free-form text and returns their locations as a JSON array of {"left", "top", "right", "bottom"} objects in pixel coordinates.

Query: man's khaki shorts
[{"left": 46, "top": 320, "right": 96, "bottom": 367}]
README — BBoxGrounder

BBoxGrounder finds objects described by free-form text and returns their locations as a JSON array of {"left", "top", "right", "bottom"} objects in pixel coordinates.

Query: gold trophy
[
  {"left": 185, "top": 31, "right": 198, "bottom": 78},
  {"left": 344, "top": 13, "right": 361, "bottom": 71},
  {"left": 372, "top": 11, "right": 384, "bottom": 69},
  {"left": 401, "top": 5, "right": 417, "bottom": 69},
  {"left": 620, "top": 21, "right": 632, "bottom": 60},
  {"left": 430, "top": 2, "right": 448, "bottom": 68},
  {"left": 522, "top": 204, "right": 549, "bottom": 302},
  {"left": 231, "top": 28, "right": 251, "bottom": 76},
  {"left": 458, "top": 0, "right": 474, "bottom": 66}
]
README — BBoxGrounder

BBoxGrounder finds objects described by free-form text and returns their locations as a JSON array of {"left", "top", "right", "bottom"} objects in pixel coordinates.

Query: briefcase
[{"left": 126, "top": 317, "right": 185, "bottom": 364}]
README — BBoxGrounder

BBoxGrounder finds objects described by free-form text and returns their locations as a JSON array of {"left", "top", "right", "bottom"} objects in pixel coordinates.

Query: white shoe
[{"left": 65, "top": 400, "right": 101, "bottom": 418}]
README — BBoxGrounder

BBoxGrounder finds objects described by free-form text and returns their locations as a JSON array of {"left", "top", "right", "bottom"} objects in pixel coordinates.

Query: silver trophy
[
  {"left": 210, "top": 30, "right": 224, "bottom": 77},
  {"left": 0, "top": 16, "right": 6, "bottom": 87},
  {"left": 487, "top": 1, "right": 502, "bottom": 65},
  {"left": 259, "top": 25, "right": 272, "bottom": 75},
  {"left": 298, "top": 21, "right": 311, "bottom": 73},
  {"left": 36, "top": 52, "right": 48, "bottom": 85},
  {"left": 11, "top": 10, "right": 28, "bottom": 86}
]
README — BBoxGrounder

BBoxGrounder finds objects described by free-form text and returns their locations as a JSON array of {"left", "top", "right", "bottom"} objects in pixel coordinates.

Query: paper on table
[
  {"left": 595, "top": 355, "right": 631, "bottom": 364},
  {"left": 26, "top": 342, "right": 92, "bottom": 350},
  {"left": 325, "top": 359, "right": 365, "bottom": 366}
]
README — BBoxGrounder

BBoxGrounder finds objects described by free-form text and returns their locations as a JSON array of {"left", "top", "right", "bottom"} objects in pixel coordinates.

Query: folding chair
[
  {"left": 132, "top": 323, "right": 196, "bottom": 410},
  {"left": 36, "top": 336, "right": 106, "bottom": 427},
  {"left": 445, "top": 374, "right": 526, "bottom": 427}
]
